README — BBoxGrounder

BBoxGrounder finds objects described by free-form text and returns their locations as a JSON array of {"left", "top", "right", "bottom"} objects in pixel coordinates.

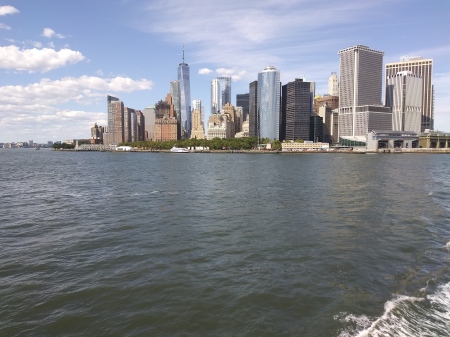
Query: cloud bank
[{"left": 0, "top": 45, "right": 85, "bottom": 72}]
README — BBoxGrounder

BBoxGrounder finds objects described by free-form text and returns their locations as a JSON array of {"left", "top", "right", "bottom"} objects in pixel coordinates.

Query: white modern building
[
  {"left": 386, "top": 71, "right": 423, "bottom": 134},
  {"left": 385, "top": 57, "right": 433, "bottom": 131},
  {"left": 338, "top": 45, "right": 389, "bottom": 138}
]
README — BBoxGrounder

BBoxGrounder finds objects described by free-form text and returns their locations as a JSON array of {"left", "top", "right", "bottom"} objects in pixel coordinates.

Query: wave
[{"left": 337, "top": 282, "right": 450, "bottom": 336}]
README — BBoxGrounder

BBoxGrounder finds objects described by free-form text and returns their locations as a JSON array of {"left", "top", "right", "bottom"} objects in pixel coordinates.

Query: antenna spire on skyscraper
[{"left": 182, "top": 45, "right": 185, "bottom": 63}]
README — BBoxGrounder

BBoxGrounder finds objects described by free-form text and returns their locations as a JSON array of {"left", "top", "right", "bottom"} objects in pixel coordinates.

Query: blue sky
[{"left": 0, "top": 0, "right": 449, "bottom": 143}]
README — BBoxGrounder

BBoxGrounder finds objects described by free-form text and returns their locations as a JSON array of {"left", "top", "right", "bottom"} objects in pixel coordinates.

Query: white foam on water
[
  {"left": 338, "top": 282, "right": 450, "bottom": 337},
  {"left": 444, "top": 241, "right": 450, "bottom": 251}
]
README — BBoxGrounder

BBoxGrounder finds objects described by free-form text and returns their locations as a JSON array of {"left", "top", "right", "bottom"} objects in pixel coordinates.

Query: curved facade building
[{"left": 258, "top": 66, "right": 280, "bottom": 140}]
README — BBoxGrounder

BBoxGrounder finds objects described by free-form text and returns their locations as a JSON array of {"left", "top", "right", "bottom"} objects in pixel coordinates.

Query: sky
[{"left": 0, "top": 0, "right": 449, "bottom": 143}]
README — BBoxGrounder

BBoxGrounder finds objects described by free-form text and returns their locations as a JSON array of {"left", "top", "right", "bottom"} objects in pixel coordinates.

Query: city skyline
[{"left": 0, "top": 0, "right": 449, "bottom": 143}]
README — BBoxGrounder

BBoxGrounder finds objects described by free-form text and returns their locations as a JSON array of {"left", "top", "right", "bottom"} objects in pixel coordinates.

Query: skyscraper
[
  {"left": 281, "top": 78, "right": 315, "bottom": 141},
  {"left": 104, "top": 95, "right": 124, "bottom": 145},
  {"left": 236, "top": 93, "right": 250, "bottom": 122},
  {"left": 258, "top": 66, "right": 280, "bottom": 140},
  {"left": 170, "top": 80, "right": 181, "bottom": 120},
  {"left": 249, "top": 81, "right": 258, "bottom": 137},
  {"left": 178, "top": 48, "right": 191, "bottom": 138},
  {"left": 386, "top": 71, "right": 423, "bottom": 134},
  {"left": 328, "top": 72, "right": 339, "bottom": 96},
  {"left": 211, "top": 77, "right": 232, "bottom": 114},
  {"left": 338, "top": 45, "right": 390, "bottom": 137},
  {"left": 385, "top": 57, "right": 433, "bottom": 131}
]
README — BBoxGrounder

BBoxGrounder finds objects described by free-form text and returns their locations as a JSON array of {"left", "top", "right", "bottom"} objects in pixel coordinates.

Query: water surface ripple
[{"left": 1, "top": 149, "right": 449, "bottom": 336}]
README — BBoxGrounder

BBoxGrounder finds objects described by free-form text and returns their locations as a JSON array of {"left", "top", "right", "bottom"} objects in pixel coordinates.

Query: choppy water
[{"left": 1, "top": 149, "right": 450, "bottom": 336}]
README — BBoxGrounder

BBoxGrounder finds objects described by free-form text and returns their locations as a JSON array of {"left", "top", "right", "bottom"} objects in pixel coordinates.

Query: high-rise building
[
  {"left": 281, "top": 78, "right": 315, "bottom": 141},
  {"left": 386, "top": 71, "right": 423, "bottom": 134},
  {"left": 191, "top": 109, "right": 205, "bottom": 139},
  {"left": 136, "top": 110, "right": 145, "bottom": 141},
  {"left": 338, "top": 45, "right": 390, "bottom": 137},
  {"left": 104, "top": 95, "right": 124, "bottom": 145},
  {"left": 249, "top": 81, "right": 258, "bottom": 137},
  {"left": 258, "top": 66, "right": 281, "bottom": 140},
  {"left": 328, "top": 72, "right": 339, "bottom": 96},
  {"left": 236, "top": 93, "right": 250, "bottom": 122},
  {"left": 385, "top": 57, "right": 433, "bottom": 131},
  {"left": 170, "top": 80, "right": 181, "bottom": 120},
  {"left": 313, "top": 95, "right": 339, "bottom": 113},
  {"left": 178, "top": 48, "right": 191, "bottom": 138},
  {"left": 211, "top": 77, "right": 232, "bottom": 114},
  {"left": 127, "top": 108, "right": 137, "bottom": 142},
  {"left": 142, "top": 106, "right": 155, "bottom": 140},
  {"left": 192, "top": 99, "right": 205, "bottom": 131},
  {"left": 310, "top": 113, "right": 324, "bottom": 142}
]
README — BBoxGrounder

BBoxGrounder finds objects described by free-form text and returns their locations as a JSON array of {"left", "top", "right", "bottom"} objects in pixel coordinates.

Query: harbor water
[{"left": 1, "top": 149, "right": 450, "bottom": 336}]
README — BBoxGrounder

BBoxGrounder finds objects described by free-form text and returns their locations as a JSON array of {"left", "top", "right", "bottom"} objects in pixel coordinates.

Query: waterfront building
[
  {"left": 281, "top": 78, "right": 315, "bottom": 141},
  {"left": 178, "top": 48, "right": 191, "bottom": 138},
  {"left": 211, "top": 79, "right": 220, "bottom": 114},
  {"left": 154, "top": 116, "right": 178, "bottom": 141},
  {"left": 191, "top": 109, "right": 205, "bottom": 139},
  {"left": 419, "top": 130, "right": 450, "bottom": 148},
  {"left": 386, "top": 71, "right": 422, "bottom": 134},
  {"left": 235, "top": 106, "right": 243, "bottom": 133},
  {"left": 206, "top": 112, "right": 233, "bottom": 140},
  {"left": 142, "top": 106, "right": 155, "bottom": 140},
  {"left": 103, "top": 95, "right": 124, "bottom": 145},
  {"left": 281, "top": 140, "right": 329, "bottom": 152},
  {"left": 258, "top": 66, "right": 281, "bottom": 140},
  {"left": 328, "top": 72, "right": 339, "bottom": 96},
  {"left": 235, "top": 119, "right": 249, "bottom": 138},
  {"left": 366, "top": 130, "right": 419, "bottom": 151},
  {"left": 249, "top": 81, "right": 258, "bottom": 137},
  {"left": 385, "top": 57, "right": 433, "bottom": 131},
  {"left": 129, "top": 109, "right": 137, "bottom": 142},
  {"left": 192, "top": 99, "right": 205, "bottom": 131},
  {"left": 338, "top": 45, "right": 387, "bottom": 137},
  {"left": 236, "top": 93, "right": 250, "bottom": 122}
]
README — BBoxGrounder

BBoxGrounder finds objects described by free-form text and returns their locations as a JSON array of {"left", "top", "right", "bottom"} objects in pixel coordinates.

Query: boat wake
[{"left": 337, "top": 282, "right": 450, "bottom": 337}]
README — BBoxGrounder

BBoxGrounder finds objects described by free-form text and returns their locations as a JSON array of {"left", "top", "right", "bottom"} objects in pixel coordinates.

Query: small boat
[
  {"left": 170, "top": 146, "right": 189, "bottom": 153},
  {"left": 34, "top": 147, "right": 40, "bottom": 150}
]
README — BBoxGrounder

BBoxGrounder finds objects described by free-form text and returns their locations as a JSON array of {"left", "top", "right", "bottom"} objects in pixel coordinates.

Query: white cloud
[
  {"left": 198, "top": 68, "right": 212, "bottom": 75},
  {"left": 31, "top": 41, "right": 43, "bottom": 48},
  {"left": 42, "top": 27, "right": 65, "bottom": 39},
  {"left": 0, "top": 45, "right": 85, "bottom": 72},
  {"left": 216, "top": 67, "right": 247, "bottom": 81},
  {"left": 0, "top": 76, "right": 153, "bottom": 142},
  {"left": 0, "top": 75, "right": 153, "bottom": 106},
  {"left": 0, "top": 5, "right": 19, "bottom": 16},
  {"left": 0, "top": 23, "right": 11, "bottom": 30}
]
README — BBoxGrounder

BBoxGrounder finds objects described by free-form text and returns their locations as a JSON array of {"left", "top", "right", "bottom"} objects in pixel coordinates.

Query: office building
[
  {"left": 281, "top": 78, "right": 315, "bottom": 141},
  {"left": 249, "top": 81, "right": 258, "bottom": 137},
  {"left": 385, "top": 56, "right": 433, "bottom": 131},
  {"left": 211, "top": 77, "right": 232, "bottom": 114},
  {"left": 386, "top": 71, "right": 422, "bottom": 134},
  {"left": 103, "top": 95, "right": 124, "bottom": 145},
  {"left": 136, "top": 110, "right": 145, "bottom": 141},
  {"left": 191, "top": 109, "right": 205, "bottom": 139},
  {"left": 258, "top": 66, "right": 281, "bottom": 140},
  {"left": 142, "top": 106, "right": 155, "bottom": 140},
  {"left": 236, "top": 93, "right": 250, "bottom": 122},
  {"left": 313, "top": 95, "right": 339, "bottom": 113},
  {"left": 178, "top": 48, "right": 191, "bottom": 138},
  {"left": 338, "top": 45, "right": 390, "bottom": 137},
  {"left": 317, "top": 104, "right": 334, "bottom": 143},
  {"left": 328, "top": 72, "right": 339, "bottom": 96}
]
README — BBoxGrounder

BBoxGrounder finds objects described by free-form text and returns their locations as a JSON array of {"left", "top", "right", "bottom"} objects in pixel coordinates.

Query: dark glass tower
[
  {"left": 236, "top": 93, "right": 250, "bottom": 122},
  {"left": 249, "top": 81, "right": 258, "bottom": 137}
]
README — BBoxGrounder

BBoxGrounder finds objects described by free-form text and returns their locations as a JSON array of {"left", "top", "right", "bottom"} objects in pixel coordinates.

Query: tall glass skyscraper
[
  {"left": 178, "top": 48, "right": 191, "bottom": 138},
  {"left": 258, "top": 66, "right": 280, "bottom": 140},
  {"left": 211, "top": 77, "right": 231, "bottom": 114}
]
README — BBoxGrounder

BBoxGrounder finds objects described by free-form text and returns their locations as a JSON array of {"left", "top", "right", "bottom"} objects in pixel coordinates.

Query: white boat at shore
[{"left": 170, "top": 146, "right": 189, "bottom": 153}]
